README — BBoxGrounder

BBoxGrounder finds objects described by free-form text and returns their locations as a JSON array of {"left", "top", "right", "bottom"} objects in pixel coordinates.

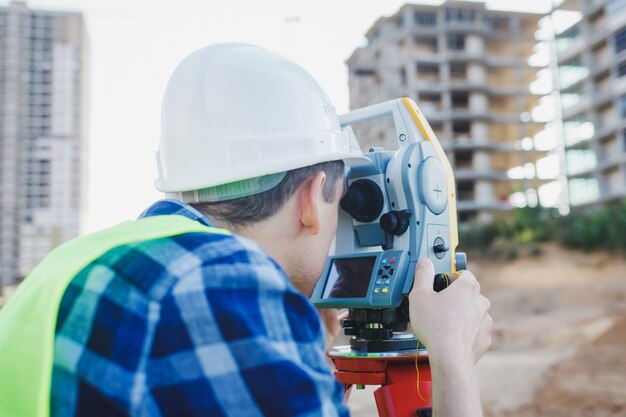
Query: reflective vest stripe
[{"left": 0, "top": 215, "right": 227, "bottom": 417}]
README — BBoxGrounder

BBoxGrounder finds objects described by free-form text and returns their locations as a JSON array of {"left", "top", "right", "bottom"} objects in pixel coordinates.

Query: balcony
[
  {"left": 592, "top": 87, "right": 616, "bottom": 108},
  {"left": 561, "top": 119, "right": 622, "bottom": 149},
  {"left": 561, "top": 96, "right": 593, "bottom": 120},
  {"left": 409, "top": 79, "right": 446, "bottom": 93},
  {"left": 559, "top": 10, "right": 626, "bottom": 64},
  {"left": 584, "top": 0, "right": 606, "bottom": 17},
  {"left": 440, "top": 21, "right": 488, "bottom": 33},
  {"left": 485, "top": 55, "right": 529, "bottom": 67},
  {"left": 489, "top": 112, "right": 527, "bottom": 124},
  {"left": 488, "top": 85, "right": 537, "bottom": 96},
  {"left": 592, "top": 118, "right": 625, "bottom": 141},
  {"left": 564, "top": 148, "right": 626, "bottom": 178},
  {"left": 457, "top": 200, "right": 512, "bottom": 212},
  {"left": 414, "top": 71, "right": 440, "bottom": 84},
  {"left": 352, "top": 66, "right": 377, "bottom": 77},
  {"left": 455, "top": 168, "right": 509, "bottom": 181},
  {"left": 440, "top": 138, "right": 540, "bottom": 153},
  {"left": 590, "top": 56, "right": 613, "bottom": 78},
  {"left": 595, "top": 153, "right": 626, "bottom": 172},
  {"left": 449, "top": 80, "right": 488, "bottom": 91},
  {"left": 419, "top": 101, "right": 443, "bottom": 117},
  {"left": 442, "top": 50, "right": 486, "bottom": 62},
  {"left": 450, "top": 108, "right": 491, "bottom": 120},
  {"left": 409, "top": 25, "right": 439, "bottom": 37}
]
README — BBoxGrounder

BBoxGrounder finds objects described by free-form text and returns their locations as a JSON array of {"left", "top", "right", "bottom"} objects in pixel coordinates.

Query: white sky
[{"left": 10, "top": 0, "right": 551, "bottom": 232}]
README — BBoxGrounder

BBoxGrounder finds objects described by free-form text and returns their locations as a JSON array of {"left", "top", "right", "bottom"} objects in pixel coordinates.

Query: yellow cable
[{"left": 415, "top": 338, "right": 432, "bottom": 403}]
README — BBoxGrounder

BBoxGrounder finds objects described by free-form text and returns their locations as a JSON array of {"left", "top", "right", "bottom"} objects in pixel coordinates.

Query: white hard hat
[{"left": 155, "top": 43, "right": 368, "bottom": 200}]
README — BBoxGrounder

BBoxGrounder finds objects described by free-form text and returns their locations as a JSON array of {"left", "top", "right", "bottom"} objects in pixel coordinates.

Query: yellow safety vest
[{"left": 0, "top": 215, "right": 228, "bottom": 417}]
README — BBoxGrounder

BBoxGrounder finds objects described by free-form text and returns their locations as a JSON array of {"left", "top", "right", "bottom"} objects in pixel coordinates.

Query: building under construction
[
  {"left": 347, "top": 1, "right": 548, "bottom": 222},
  {"left": 551, "top": 0, "right": 626, "bottom": 208},
  {"left": 0, "top": 1, "right": 88, "bottom": 285}
]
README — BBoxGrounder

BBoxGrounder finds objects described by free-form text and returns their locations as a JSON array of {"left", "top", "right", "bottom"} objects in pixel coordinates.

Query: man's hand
[
  {"left": 317, "top": 308, "right": 349, "bottom": 351},
  {"left": 409, "top": 258, "right": 492, "bottom": 363},
  {"left": 408, "top": 258, "right": 492, "bottom": 417}
]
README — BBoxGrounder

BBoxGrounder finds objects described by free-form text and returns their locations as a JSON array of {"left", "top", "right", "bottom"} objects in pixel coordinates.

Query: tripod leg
[
  {"left": 372, "top": 361, "right": 432, "bottom": 417},
  {"left": 343, "top": 384, "right": 353, "bottom": 404}
]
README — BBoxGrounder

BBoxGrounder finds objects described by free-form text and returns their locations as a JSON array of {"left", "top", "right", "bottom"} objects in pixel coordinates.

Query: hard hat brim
[{"left": 156, "top": 131, "right": 370, "bottom": 193}]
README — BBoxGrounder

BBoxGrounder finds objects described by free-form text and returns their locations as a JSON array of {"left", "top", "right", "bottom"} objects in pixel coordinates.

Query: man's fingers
[
  {"left": 447, "top": 272, "right": 460, "bottom": 284},
  {"left": 412, "top": 258, "right": 435, "bottom": 291},
  {"left": 474, "top": 313, "right": 493, "bottom": 363},
  {"left": 317, "top": 308, "right": 340, "bottom": 331},
  {"left": 480, "top": 295, "right": 491, "bottom": 313},
  {"left": 337, "top": 309, "right": 349, "bottom": 321},
  {"left": 454, "top": 271, "right": 481, "bottom": 294}
]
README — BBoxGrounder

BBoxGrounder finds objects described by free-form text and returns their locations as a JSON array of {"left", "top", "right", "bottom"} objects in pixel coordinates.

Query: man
[{"left": 0, "top": 44, "right": 491, "bottom": 417}]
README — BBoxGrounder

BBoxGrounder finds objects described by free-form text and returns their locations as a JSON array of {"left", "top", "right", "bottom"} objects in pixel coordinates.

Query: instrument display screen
[{"left": 322, "top": 256, "right": 377, "bottom": 299}]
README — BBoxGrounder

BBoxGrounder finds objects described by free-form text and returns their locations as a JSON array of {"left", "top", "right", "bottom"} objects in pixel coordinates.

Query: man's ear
[{"left": 299, "top": 171, "right": 327, "bottom": 235}]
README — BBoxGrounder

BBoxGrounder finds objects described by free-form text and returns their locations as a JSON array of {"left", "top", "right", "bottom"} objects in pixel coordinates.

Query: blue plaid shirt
[{"left": 52, "top": 199, "right": 348, "bottom": 417}]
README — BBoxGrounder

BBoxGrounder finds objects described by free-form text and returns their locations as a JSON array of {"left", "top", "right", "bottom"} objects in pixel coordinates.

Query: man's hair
[{"left": 190, "top": 160, "right": 344, "bottom": 228}]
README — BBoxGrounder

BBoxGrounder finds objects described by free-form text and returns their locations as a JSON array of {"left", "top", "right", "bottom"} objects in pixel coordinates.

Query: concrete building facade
[
  {"left": 346, "top": 1, "right": 547, "bottom": 222},
  {"left": 551, "top": 0, "right": 626, "bottom": 208},
  {"left": 0, "top": 1, "right": 88, "bottom": 285}
]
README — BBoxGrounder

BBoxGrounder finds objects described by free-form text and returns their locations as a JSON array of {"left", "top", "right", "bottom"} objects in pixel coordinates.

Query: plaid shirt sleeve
[
  {"left": 52, "top": 200, "right": 349, "bottom": 417},
  {"left": 143, "top": 235, "right": 349, "bottom": 417}
]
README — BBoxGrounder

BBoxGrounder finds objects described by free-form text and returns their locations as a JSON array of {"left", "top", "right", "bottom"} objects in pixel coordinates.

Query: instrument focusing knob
[{"left": 380, "top": 210, "right": 411, "bottom": 236}]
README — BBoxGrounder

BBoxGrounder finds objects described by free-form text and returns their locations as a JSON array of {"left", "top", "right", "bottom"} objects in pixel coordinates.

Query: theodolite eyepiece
[{"left": 340, "top": 179, "right": 384, "bottom": 223}]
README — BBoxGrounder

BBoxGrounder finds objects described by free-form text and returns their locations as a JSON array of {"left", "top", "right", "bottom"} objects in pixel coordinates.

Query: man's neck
[
  {"left": 209, "top": 215, "right": 294, "bottom": 278},
  {"left": 200, "top": 199, "right": 315, "bottom": 296}
]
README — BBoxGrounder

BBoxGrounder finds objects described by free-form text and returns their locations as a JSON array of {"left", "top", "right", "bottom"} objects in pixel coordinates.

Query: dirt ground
[
  {"left": 2, "top": 243, "right": 624, "bottom": 415},
  {"left": 344, "top": 244, "right": 626, "bottom": 416}
]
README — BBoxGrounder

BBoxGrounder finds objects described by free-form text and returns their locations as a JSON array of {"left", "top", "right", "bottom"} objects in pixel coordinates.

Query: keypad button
[
  {"left": 381, "top": 274, "right": 389, "bottom": 279},
  {"left": 389, "top": 268, "right": 394, "bottom": 275},
  {"left": 382, "top": 287, "right": 389, "bottom": 293},
  {"left": 376, "top": 279, "right": 382, "bottom": 285},
  {"left": 384, "top": 265, "right": 391, "bottom": 270},
  {"left": 378, "top": 269, "right": 383, "bottom": 276},
  {"left": 374, "top": 288, "right": 380, "bottom": 294}
]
